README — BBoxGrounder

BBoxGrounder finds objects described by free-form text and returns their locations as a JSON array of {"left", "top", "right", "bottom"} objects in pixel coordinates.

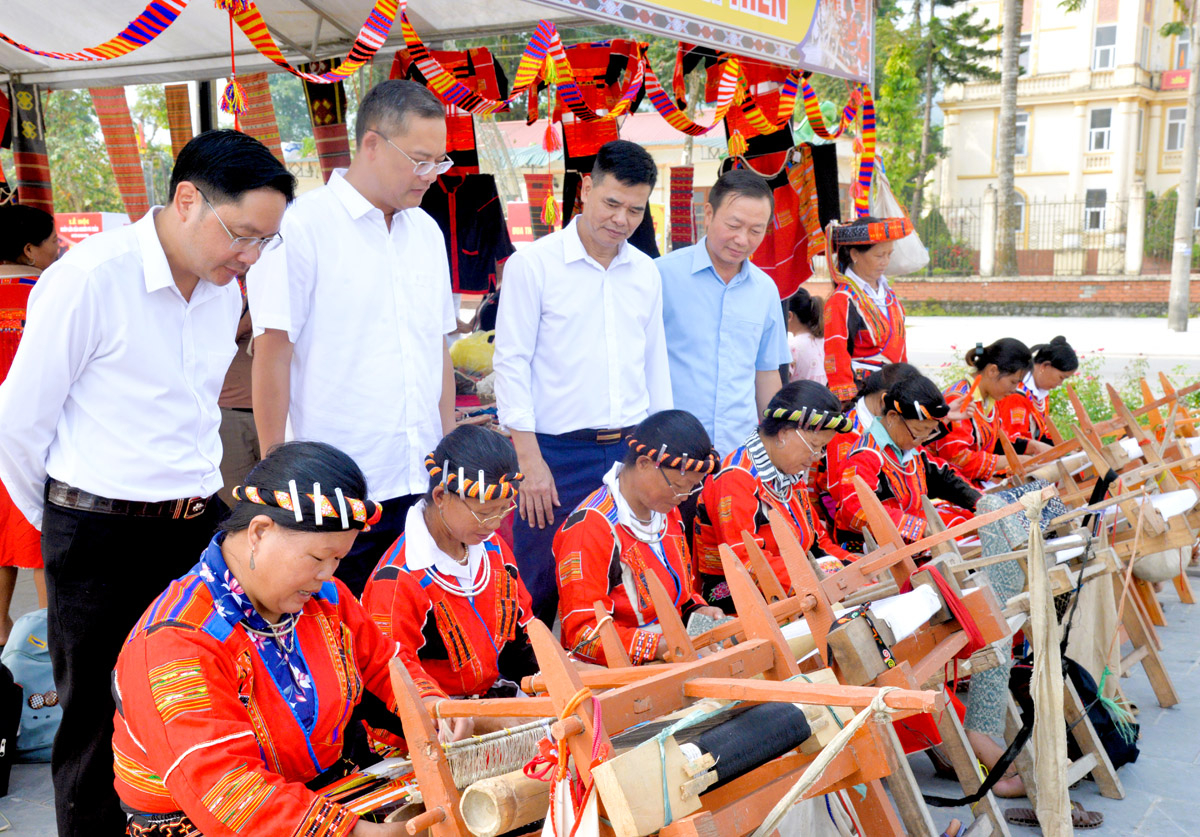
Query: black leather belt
[
  {"left": 47, "top": 479, "right": 211, "bottom": 520},
  {"left": 552, "top": 426, "right": 637, "bottom": 445}
]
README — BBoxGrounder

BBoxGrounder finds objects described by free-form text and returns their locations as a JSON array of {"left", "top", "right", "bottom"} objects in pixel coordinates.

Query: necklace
[
  {"left": 425, "top": 552, "right": 491, "bottom": 598},
  {"left": 244, "top": 613, "right": 300, "bottom": 654}
]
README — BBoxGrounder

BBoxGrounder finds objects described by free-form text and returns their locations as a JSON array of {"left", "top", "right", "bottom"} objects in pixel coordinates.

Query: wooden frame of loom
[{"left": 387, "top": 568, "right": 942, "bottom": 837}]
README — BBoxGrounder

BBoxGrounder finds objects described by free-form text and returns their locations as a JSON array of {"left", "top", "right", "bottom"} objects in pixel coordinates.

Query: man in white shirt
[
  {"left": 0, "top": 130, "right": 293, "bottom": 837},
  {"left": 493, "top": 140, "right": 672, "bottom": 626},
  {"left": 250, "top": 80, "right": 457, "bottom": 596}
]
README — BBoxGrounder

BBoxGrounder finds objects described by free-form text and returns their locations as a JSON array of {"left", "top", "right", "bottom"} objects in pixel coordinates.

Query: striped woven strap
[
  {"left": 800, "top": 75, "right": 859, "bottom": 139},
  {"left": 854, "top": 87, "right": 876, "bottom": 217},
  {"left": 642, "top": 58, "right": 740, "bottom": 137},
  {"left": 0, "top": 0, "right": 187, "bottom": 61},
  {"left": 737, "top": 69, "right": 803, "bottom": 135},
  {"left": 233, "top": 0, "right": 399, "bottom": 84}
]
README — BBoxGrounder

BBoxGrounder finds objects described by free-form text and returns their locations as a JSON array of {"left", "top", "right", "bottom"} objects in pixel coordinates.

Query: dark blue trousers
[{"left": 512, "top": 434, "right": 626, "bottom": 628}]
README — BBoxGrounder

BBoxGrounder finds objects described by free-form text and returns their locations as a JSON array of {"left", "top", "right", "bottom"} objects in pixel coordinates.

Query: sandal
[{"left": 1004, "top": 801, "right": 1103, "bottom": 830}]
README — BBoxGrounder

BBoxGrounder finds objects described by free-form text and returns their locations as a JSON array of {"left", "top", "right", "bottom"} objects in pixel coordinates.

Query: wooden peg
[
  {"left": 717, "top": 543, "right": 801, "bottom": 679},
  {"left": 594, "top": 601, "right": 632, "bottom": 668},
  {"left": 641, "top": 570, "right": 699, "bottom": 663},
  {"left": 998, "top": 429, "right": 1026, "bottom": 481},
  {"left": 740, "top": 528, "right": 790, "bottom": 603}
]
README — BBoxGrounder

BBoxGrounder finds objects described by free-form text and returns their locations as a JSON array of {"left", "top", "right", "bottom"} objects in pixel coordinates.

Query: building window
[
  {"left": 1019, "top": 33, "right": 1032, "bottom": 74},
  {"left": 1178, "top": 28, "right": 1191, "bottom": 70},
  {"left": 1141, "top": 28, "right": 1151, "bottom": 68},
  {"left": 1094, "top": 24, "right": 1117, "bottom": 70},
  {"left": 1088, "top": 108, "right": 1112, "bottom": 151},
  {"left": 1085, "top": 189, "right": 1107, "bottom": 230},
  {"left": 1013, "top": 193, "right": 1026, "bottom": 234},
  {"left": 1166, "top": 106, "right": 1187, "bottom": 151},
  {"left": 1015, "top": 111, "right": 1030, "bottom": 156},
  {"left": 1193, "top": 200, "right": 1200, "bottom": 231},
  {"left": 1137, "top": 108, "right": 1145, "bottom": 152}
]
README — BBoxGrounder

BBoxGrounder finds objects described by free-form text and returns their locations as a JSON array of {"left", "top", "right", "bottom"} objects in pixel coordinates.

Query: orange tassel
[
  {"left": 542, "top": 121, "right": 561, "bottom": 153},
  {"left": 727, "top": 129, "right": 748, "bottom": 158}
]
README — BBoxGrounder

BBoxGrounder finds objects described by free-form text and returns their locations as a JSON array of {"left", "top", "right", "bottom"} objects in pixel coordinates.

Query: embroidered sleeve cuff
[
  {"left": 415, "top": 678, "right": 449, "bottom": 701},
  {"left": 629, "top": 630, "right": 660, "bottom": 665},
  {"left": 297, "top": 796, "right": 357, "bottom": 837},
  {"left": 897, "top": 514, "right": 926, "bottom": 543}
]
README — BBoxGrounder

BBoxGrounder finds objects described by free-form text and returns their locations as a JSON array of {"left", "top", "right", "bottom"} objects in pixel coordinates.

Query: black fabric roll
[{"left": 682, "top": 703, "right": 811, "bottom": 788}]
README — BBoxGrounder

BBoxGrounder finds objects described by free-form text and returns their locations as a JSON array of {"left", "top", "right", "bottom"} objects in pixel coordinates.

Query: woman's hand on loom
[
  {"left": 438, "top": 716, "right": 475, "bottom": 744},
  {"left": 350, "top": 820, "right": 409, "bottom": 836},
  {"left": 1023, "top": 439, "right": 1054, "bottom": 455},
  {"left": 694, "top": 606, "right": 727, "bottom": 621}
]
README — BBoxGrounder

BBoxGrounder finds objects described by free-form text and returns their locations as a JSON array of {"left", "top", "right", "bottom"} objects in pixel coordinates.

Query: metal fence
[{"left": 924, "top": 196, "right": 1143, "bottom": 276}]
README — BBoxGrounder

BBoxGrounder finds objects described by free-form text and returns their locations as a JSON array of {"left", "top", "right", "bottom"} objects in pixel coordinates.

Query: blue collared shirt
[{"left": 657, "top": 239, "right": 790, "bottom": 454}]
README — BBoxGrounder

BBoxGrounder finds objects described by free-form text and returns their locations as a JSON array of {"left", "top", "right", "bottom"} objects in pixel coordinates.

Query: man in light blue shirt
[{"left": 658, "top": 169, "right": 791, "bottom": 455}]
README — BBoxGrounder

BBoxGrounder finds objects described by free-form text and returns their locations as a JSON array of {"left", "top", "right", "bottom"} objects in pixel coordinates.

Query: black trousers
[
  {"left": 333, "top": 493, "right": 422, "bottom": 598},
  {"left": 42, "top": 496, "right": 224, "bottom": 837}
]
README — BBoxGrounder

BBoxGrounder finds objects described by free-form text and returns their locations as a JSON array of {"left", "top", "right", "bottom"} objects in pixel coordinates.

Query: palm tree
[{"left": 995, "top": 0, "right": 1023, "bottom": 276}]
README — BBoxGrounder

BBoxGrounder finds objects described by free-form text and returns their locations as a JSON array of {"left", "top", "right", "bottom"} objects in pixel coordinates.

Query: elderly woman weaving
[
  {"left": 113, "top": 441, "right": 409, "bottom": 837},
  {"left": 694, "top": 381, "right": 855, "bottom": 613}
]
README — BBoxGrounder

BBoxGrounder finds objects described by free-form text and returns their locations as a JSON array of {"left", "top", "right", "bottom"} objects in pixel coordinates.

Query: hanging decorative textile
[
  {"left": 853, "top": 87, "right": 876, "bottom": 218},
  {"left": 10, "top": 83, "right": 53, "bottom": 215},
  {"left": 800, "top": 76, "right": 861, "bottom": 140},
  {"left": 0, "top": 0, "right": 188, "bottom": 61},
  {"left": 642, "top": 58, "right": 740, "bottom": 136},
  {"left": 231, "top": 0, "right": 399, "bottom": 84},
  {"left": 524, "top": 174, "right": 556, "bottom": 239},
  {"left": 735, "top": 70, "right": 803, "bottom": 136},
  {"left": 0, "top": 88, "right": 14, "bottom": 205},
  {"left": 214, "top": 0, "right": 249, "bottom": 128},
  {"left": 237, "top": 73, "right": 284, "bottom": 162},
  {"left": 300, "top": 60, "right": 352, "bottom": 182},
  {"left": 89, "top": 88, "right": 151, "bottom": 221},
  {"left": 668, "top": 166, "right": 694, "bottom": 251},
  {"left": 164, "top": 84, "right": 193, "bottom": 159}
]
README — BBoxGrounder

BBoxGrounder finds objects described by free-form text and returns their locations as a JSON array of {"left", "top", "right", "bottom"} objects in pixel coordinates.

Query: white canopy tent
[{"left": 0, "top": 0, "right": 591, "bottom": 89}]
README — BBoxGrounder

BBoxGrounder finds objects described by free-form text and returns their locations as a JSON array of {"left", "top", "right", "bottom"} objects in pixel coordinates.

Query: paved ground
[{"left": 5, "top": 566, "right": 1200, "bottom": 835}]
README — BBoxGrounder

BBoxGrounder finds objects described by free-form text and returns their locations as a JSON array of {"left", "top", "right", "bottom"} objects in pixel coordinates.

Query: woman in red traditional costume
[
  {"left": 113, "top": 441, "right": 408, "bottom": 837},
  {"left": 362, "top": 426, "right": 537, "bottom": 743},
  {"left": 822, "top": 216, "right": 913, "bottom": 404},
  {"left": 932, "top": 338, "right": 1049, "bottom": 486},
  {"left": 554, "top": 410, "right": 724, "bottom": 666},
  {"left": 0, "top": 204, "right": 59, "bottom": 642},
  {"left": 832, "top": 373, "right": 980, "bottom": 545},
  {"left": 997, "top": 336, "right": 1078, "bottom": 446},
  {"left": 694, "top": 381, "right": 855, "bottom": 612}
]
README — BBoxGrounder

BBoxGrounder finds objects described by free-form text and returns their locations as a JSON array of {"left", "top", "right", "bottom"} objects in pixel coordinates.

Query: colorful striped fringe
[
  {"left": 89, "top": 87, "right": 151, "bottom": 221},
  {"left": 0, "top": 0, "right": 187, "bottom": 61}
]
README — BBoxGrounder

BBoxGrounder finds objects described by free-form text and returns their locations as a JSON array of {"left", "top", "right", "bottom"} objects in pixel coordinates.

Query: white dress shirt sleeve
[
  {"left": 644, "top": 267, "right": 674, "bottom": 414},
  {"left": 0, "top": 265, "right": 99, "bottom": 527},
  {"left": 247, "top": 210, "right": 316, "bottom": 342},
  {"left": 492, "top": 252, "right": 542, "bottom": 433}
]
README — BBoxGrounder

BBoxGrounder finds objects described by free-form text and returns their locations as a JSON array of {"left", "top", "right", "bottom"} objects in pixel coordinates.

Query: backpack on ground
[{"left": 0, "top": 609, "right": 60, "bottom": 763}]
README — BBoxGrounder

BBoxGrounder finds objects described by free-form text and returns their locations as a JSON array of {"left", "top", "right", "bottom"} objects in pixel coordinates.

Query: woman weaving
[
  {"left": 113, "top": 442, "right": 409, "bottom": 837},
  {"left": 831, "top": 373, "right": 981, "bottom": 546},
  {"left": 997, "top": 336, "right": 1078, "bottom": 446},
  {"left": 932, "top": 338, "right": 1051, "bottom": 486},
  {"left": 822, "top": 216, "right": 913, "bottom": 404},
  {"left": 553, "top": 410, "right": 725, "bottom": 666},
  {"left": 694, "top": 381, "right": 855, "bottom": 613},
  {"left": 361, "top": 426, "right": 538, "bottom": 743}
]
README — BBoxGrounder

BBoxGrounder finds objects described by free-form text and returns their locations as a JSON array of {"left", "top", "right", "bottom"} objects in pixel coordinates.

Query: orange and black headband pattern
[
  {"left": 829, "top": 217, "right": 914, "bottom": 247},
  {"left": 882, "top": 394, "right": 950, "bottom": 421},
  {"left": 626, "top": 437, "right": 719, "bottom": 475},
  {"left": 763, "top": 405, "right": 855, "bottom": 433},
  {"left": 425, "top": 454, "right": 523, "bottom": 503},
  {"left": 232, "top": 481, "right": 382, "bottom": 530}
]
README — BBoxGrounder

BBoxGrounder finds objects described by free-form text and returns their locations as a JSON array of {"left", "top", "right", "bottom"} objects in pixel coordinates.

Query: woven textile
[
  {"left": 668, "top": 166, "right": 694, "bottom": 251},
  {"left": 164, "top": 84, "right": 192, "bottom": 159},
  {"left": 300, "top": 61, "right": 351, "bottom": 182},
  {"left": 0, "top": 0, "right": 186, "bottom": 61},
  {"left": 10, "top": 83, "right": 52, "bottom": 214},
  {"left": 90, "top": 87, "right": 150, "bottom": 221},
  {"left": 523, "top": 173, "right": 555, "bottom": 239},
  {"left": 237, "top": 73, "right": 283, "bottom": 163}
]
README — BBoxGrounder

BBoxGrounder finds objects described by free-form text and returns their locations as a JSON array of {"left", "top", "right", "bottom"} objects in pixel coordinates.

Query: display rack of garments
[{"left": 420, "top": 173, "right": 515, "bottom": 293}]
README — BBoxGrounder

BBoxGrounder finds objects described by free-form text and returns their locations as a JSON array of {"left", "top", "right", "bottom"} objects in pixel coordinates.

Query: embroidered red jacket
[
  {"left": 823, "top": 282, "right": 907, "bottom": 402},
  {"left": 113, "top": 575, "right": 398, "bottom": 837},
  {"left": 832, "top": 430, "right": 979, "bottom": 542},
  {"left": 554, "top": 487, "right": 704, "bottom": 666},
  {"left": 694, "top": 446, "right": 852, "bottom": 597},
  {"left": 361, "top": 533, "right": 536, "bottom": 702},
  {"left": 931, "top": 379, "right": 1011, "bottom": 483},
  {"left": 997, "top": 381, "right": 1053, "bottom": 445}
]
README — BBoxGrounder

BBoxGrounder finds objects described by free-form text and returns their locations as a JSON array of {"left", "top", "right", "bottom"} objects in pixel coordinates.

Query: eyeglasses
[
  {"left": 370, "top": 130, "right": 454, "bottom": 177},
  {"left": 198, "top": 190, "right": 283, "bottom": 254},
  {"left": 459, "top": 496, "right": 518, "bottom": 528},
  {"left": 898, "top": 416, "right": 938, "bottom": 445},
  {"left": 658, "top": 466, "right": 704, "bottom": 500}
]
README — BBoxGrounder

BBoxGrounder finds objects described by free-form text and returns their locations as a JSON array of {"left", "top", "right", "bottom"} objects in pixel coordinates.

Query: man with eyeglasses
[
  {"left": 0, "top": 129, "right": 294, "bottom": 836},
  {"left": 250, "top": 79, "right": 458, "bottom": 597}
]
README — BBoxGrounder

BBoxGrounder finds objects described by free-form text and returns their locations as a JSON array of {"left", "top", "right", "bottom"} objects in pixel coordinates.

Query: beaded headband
[
  {"left": 425, "top": 454, "right": 523, "bottom": 503},
  {"left": 763, "top": 405, "right": 855, "bottom": 433},
  {"left": 232, "top": 481, "right": 383, "bottom": 531},
  {"left": 882, "top": 394, "right": 950, "bottom": 421},
  {"left": 626, "top": 437, "right": 719, "bottom": 475}
]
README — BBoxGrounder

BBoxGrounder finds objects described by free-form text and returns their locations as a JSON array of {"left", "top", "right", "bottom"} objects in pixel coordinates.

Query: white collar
[
  {"left": 403, "top": 500, "right": 486, "bottom": 583},
  {"left": 1024, "top": 371, "right": 1050, "bottom": 401},
  {"left": 846, "top": 266, "right": 889, "bottom": 297},
  {"left": 854, "top": 396, "right": 875, "bottom": 429},
  {"left": 602, "top": 462, "right": 667, "bottom": 543}
]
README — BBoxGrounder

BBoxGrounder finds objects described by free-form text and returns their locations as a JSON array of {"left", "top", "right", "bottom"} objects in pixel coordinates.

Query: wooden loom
[{"left": 385, "top": 552, "right": 943, "bottom": 837}]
